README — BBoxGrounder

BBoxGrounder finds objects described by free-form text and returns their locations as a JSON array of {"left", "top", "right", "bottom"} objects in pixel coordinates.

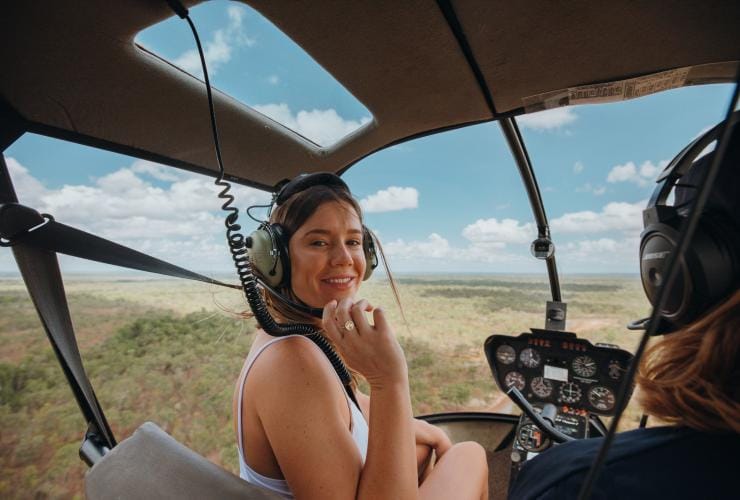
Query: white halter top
[{"left": 236, "top": 335, "right": 369, "bottom": 498}]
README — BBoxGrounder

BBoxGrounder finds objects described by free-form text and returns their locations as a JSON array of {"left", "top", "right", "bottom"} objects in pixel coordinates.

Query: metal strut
[{"left": 499, "top": 118, "right": 564, "bottom": 326}]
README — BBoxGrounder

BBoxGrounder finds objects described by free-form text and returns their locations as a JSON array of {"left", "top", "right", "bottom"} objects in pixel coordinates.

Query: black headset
[
  {"left": 639, "top": 113, "right": 740, "bottom": 334},
  {"left": 246, "top": 172, "right": 379, "bottom": 290}
]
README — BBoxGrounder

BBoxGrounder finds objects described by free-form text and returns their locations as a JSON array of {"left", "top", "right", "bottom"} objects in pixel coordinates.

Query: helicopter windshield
[{"left": 1, "top": 1, "right": 737, "bottom": 498}]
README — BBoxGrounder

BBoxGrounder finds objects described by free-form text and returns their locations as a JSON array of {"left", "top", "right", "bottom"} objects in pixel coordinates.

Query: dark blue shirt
[{"left": 509, "top": 426, "right": 739, "bottom": 500}]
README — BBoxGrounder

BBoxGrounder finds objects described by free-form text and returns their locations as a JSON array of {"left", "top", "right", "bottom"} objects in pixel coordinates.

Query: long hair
[{"left": 637, "top": 289, "right": 740, "bottom": 433}]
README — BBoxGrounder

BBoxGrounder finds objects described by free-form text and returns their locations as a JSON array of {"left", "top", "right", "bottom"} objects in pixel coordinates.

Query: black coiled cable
[{"left": 174, "top": 5, "right": 357, "bottom": 403}]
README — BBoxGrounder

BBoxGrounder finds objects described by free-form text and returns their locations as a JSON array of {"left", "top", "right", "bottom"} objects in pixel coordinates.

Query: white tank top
[{"left": 236, "top": 335, "right": 369, "bottom": 498}]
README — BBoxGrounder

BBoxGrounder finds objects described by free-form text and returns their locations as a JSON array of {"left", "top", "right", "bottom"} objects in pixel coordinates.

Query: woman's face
[{"left": 289, "top": 201, "right": 367, "bottom": 308}]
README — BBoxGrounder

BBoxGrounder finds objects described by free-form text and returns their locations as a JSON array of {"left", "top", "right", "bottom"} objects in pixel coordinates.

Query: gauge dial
[
  {"left": 504, "top": 371, "right": 526, "bottom": 391},
  {"left": 588, "top": 386, "right": 616, "bottom": 411},
  {"left": 558, "top": 382, "right": 582, "bottom": 404},
  {"left": 495, "top": 345, "right": 516, "bottom": 365},
  {"left": 517, "top": 423, "right": 549, "bottom": 452},
  {"left": 519, "top": 348, "right": 541, "bottom": 368},
  {"left": 572, "top": 355, "right": 597, "bottom": 378},
  {"left": 530, "top": 376, "right": 553, "bottom": 398},
  {"left": 608, "top": 360, "right": 623, "bottom": 380}
]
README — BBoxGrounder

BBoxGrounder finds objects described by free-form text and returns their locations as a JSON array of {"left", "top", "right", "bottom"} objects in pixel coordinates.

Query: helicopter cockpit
[{"left": 1, "top": 1, "right": 738, "bottom": 499}]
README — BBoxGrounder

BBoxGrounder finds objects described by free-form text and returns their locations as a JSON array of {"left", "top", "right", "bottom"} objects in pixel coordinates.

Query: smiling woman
[{"left": 234, "top": 172, "right": 490, "bottom": 499}]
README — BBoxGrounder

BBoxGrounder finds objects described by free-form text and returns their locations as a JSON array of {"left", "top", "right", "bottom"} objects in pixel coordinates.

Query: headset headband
[{"left": 274, "top": 172, "right": 350, "bottom": 207}]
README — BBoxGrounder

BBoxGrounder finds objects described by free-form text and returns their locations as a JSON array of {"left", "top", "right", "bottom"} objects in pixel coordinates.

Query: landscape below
[{"left": 0, "top": 274, "right": 650, "bottom": 499}]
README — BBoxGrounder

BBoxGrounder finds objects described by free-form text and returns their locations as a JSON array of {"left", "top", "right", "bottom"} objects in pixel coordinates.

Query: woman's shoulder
[{"left": 247, "top": 333, "right": 342, "bottom": 393}]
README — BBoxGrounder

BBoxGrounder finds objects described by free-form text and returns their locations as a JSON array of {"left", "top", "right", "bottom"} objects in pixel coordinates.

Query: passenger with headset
[
  {"left": 509, "top": 120, "right": 740, "bottom": 499},
  {"left": 232, "top": 173, "right": 489, "bottom": 499}
]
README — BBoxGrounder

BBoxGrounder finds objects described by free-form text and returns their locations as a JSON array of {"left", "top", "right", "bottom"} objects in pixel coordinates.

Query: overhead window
[{"left": 136, "top": 0, "right": 372, "bottom": 147}]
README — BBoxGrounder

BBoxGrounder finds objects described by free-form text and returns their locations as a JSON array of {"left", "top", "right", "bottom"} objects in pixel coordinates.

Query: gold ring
[{"left": 343, "top": 320, "right": 356, "bottom": 331}]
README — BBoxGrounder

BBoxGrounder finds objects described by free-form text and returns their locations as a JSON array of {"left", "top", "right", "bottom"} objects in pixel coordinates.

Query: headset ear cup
[
  {"left": 247, "top": 224, "right": 290, "bottom": 288},
  {"left": 363, "top": 227, "right": 378, "bottom": 281},
  {"left": 271, "top": 223, "right": 291, "bottom": 288},
  {"left": 639, "top": 216, "right": 734, "bottom": 331}
]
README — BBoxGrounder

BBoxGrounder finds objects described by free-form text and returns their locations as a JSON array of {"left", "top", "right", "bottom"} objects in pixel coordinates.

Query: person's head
[
  {"left": 636, "top": 116, "right": 739, "bottom": 433},
  {"left": 637, "top": 289, "right": 740, "bottom": 433},
  {"left": 269, "top": 182, "right": 367, "bottom": 309}
]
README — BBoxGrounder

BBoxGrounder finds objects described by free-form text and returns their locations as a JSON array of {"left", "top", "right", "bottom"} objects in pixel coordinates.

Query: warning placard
[{"left": 523, "top": 66, "right": 693, "bottom": 111}]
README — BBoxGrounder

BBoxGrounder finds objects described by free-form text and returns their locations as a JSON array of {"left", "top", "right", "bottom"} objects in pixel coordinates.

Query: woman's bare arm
[
  {"left": 250, "top": 338, "right": 364, "bottom": 499},
  {"left": 248, "top": 331, "right": 417, "bottom": 500},
  {"left": 325, "top": 299, "right": 419, "bottom": 500}
]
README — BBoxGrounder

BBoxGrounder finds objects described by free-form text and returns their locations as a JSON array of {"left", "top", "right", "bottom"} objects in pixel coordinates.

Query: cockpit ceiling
[{"left": 2, "top": 1, "right": 739, "bottom": 190}]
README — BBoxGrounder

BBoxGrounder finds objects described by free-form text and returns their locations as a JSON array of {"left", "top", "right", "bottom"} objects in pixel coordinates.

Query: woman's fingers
[
  {"left": 372, "top": 306, "right": 389, "bottom": 333},
  {"left": 322, "top": 300, "right": 342, "bottom": 343},
  {"left": 350, "top": 299, "right": 373, "bottom": 334},
  {"left": 435, "top": 430, "right": 453, "bottom": 457},
  {"left": 334, "top": 297, "right": 355, "bottom": 334}
]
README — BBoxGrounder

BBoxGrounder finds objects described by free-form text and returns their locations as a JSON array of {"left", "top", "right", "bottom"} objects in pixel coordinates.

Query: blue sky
[{"left": 1, "top": 1, "right": 734, "bottom": 275}]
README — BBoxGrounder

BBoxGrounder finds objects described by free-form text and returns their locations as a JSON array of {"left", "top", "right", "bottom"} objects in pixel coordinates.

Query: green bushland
[
  {"left": 0, "top": 275, "right": 650, "bottom": 499},
  {"left": 399, "top": 277, "right": 621, "bottom": 293}
]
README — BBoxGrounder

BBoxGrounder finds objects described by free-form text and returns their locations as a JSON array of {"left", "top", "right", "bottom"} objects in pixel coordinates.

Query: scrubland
[{"left": 0, "top": 274, "right": 650, "bottom": 498}]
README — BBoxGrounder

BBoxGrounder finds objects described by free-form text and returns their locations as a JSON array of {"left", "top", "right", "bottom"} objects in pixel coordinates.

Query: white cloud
[
  {"left": 384, "top": 233, "right": 451, "bottom": 259},
  {"left": 172, "top": 4, "right": 255, "bottom": 77},
  {"left": 462, "top": 218, "right": 534, "bottom": 244},
  {"left": 560, "top": 236, "right": 641, "bottom": 269},
  {"left": 607, "top": 160, "right": 668, "bottom": 187},
  {"left": 551, "top": 200, "right": 646, "bottom": 234},
  {"left": 252, "top": 103, "right": 371, "bottom": 146},
  {"left": 575, "top": 182, "right": 606, "bottom": 196},
  {"left": 382, "top": 233, "right": 526, "bottom": 267},
  {"left": 573, "top": 161, "right": 584, "bottom": 174},
  {"left": 518, "top": 108, "right": 577, "bottom": 131},
  {"left": 130, "top": 160, "right": 184, "bottom": 182},
  {"left": 360, "top": 187, "right": 418, "bottom": 213},
  {"left": 5, "top": 157, "right": 47, "bottom": 207},
  {"left": 3, "top": 158, "right": 271, "bottom": 272},
  {"left": 266, "top": 74, "right": 280, "bottom": 85}
]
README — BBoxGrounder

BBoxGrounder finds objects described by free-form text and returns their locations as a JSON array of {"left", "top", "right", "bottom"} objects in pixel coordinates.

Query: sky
[{"left": 1, "top": 1, "right": 735, "bottom": 277}]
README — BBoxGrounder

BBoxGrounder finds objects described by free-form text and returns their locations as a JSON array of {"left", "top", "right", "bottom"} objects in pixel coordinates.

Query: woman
[
  {"left": 508, "top": 289, "right": 740, "bottom": 499},
  {"left": 233, "top": 175, "right": 489, "bottom": 499}
]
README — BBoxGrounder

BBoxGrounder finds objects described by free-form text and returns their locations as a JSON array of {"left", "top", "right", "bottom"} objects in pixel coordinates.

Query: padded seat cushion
[{"left": 85, "top": 421, "right": 284, "bottom": 499}]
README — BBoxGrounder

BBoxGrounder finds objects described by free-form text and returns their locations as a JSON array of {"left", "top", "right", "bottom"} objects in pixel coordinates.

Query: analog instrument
[
  {"left": 519, "top": 348, "right": 541, "bottom": 368},
  {"left": 517, "top": 423, "right": 549, "bottom": 452},
  {"left": 608, "top": 360, "right": 623, "bottom": 380},
  {"left": 572, "top": 355, "right": 597, "bottom": 378},
  {"left": 588, "top": 386, "right": 616, "bottom": 411},
  {"left": 504, "top": 371, "right": 526, "bottom": 391},
  {"left": 530, "top": 376, "right": 553, "bottom": 398},
  {"left": 495, "top": 344, "right": 516, "bottom": 365},
  {"left": 558, "top": 382, "right": 582, "bottom": 404}
]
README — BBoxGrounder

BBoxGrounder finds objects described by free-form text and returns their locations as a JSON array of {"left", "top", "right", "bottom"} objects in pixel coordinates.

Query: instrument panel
[{"left": 484, "top": 329, "right": 633, "bottom": 416}]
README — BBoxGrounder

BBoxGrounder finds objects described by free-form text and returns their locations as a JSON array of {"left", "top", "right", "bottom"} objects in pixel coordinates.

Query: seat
[{"left": 85, "top": 422, "right": 284, "bottom": 499}]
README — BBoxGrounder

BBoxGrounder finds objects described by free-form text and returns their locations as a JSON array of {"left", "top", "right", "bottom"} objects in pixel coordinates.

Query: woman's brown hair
[{"left": 637, "top": 289, "right": 740, "bottom": 433}]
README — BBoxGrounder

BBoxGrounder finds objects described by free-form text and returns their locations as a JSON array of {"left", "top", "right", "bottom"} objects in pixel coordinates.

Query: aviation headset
[
  {"left": 246, "top": 172, "right": 379, "bottom": 289},
  {"left": 639, "top": 113, "right": 740, "bottom": 334}
]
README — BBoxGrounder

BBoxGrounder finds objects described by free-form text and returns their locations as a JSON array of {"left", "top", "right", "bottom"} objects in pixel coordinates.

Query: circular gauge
[
  {"left": 588, "top": 386, "right": 616, "bottom": 412},
  {"left": 572, "top": 355, "right": 598, "bottom": 378},
  {"left": 519, "top": 348, "right": 541, "bottom": 368},
  {"left": 504, "top": 371, "right": 526, "bottom": 391},
  {"left": 517, "top": 423, "right": 549, "bottom": 452},
  {"left": 558, "top": 382, "right": 582, "bottom": 404},
  {"left": 495, "top": 345, "right": 516, "bottom": 365},
  {"left": 608, "top": 360, "right": 623, "bottom": 380},
  {"left": 530, "top": 376, "right": 553, "bottom": 398}
]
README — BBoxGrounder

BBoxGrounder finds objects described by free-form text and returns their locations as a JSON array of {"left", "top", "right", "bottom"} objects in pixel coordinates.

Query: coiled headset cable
[{"left": 166, "top": 1, "right": 357, "bottom": 405}]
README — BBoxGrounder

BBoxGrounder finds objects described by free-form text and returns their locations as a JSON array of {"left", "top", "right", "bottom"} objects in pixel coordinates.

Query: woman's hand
[
  {"left": 322, "top": 298, "right": 408, "bottom": 389},
  {"left": 414, "top": 419, "right": 452, "bottom": 459}
]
